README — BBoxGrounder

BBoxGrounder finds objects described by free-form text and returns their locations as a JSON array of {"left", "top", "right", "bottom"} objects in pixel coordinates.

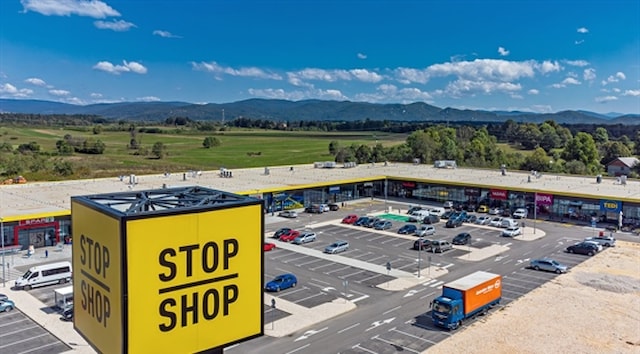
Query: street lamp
[
  {"left": 533, "top": 191, "right": 537, "bottom": 234},
  {"left": 1, "top": 217, "right": 5, "bottom": 287},
  {"left": 417, "top": 236, "right": 423, "bottom": 278}
]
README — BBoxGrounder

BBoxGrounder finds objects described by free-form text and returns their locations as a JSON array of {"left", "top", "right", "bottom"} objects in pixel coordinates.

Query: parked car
[
  {"left": 413, "top": 238, "right": 432, "bottom": 250},
  {"left": 500, "top": 218, "right": 518, "bottom": 228},
  {"left": 365, "top": 218, "right": 382, "bottom": 228},
  {"left": 263, "top": 242, "right": 276, "bottom": 251},
  {"left": 477, "top": 205, "right": 490, "bottom": 213},
  {"left": 293, "top": 231, "right": 317, "bottom": 244},
  {"left": 278, "top": 210, "right": 298, "bottom": 218},
  {"left": 374, "top": 220, "right": 393, "bottom": 230},
  {"left": 465, "top": 214, "right": 477, "bottom": 223},
  {"left": 488, "top": 207, "right": 503, "bottom": 215},
  {"left": 530, "top": 258, "right": 568, "bottom": 273},
  {"left": 441, "top": 210, "right": 454, "bottom": 219},
  {"left": 324, "top": 240, "right": 349, "bottom": 254},
  {"left": 341, "top": 214, "right": 358, "bottom": 224},
  {"left": 265, "top": 273, "right": 298, "bottom": 292},
  {"left": 305, "top": 204, "right": 324, "bottom": 214},
  {"left": 475, "top": 216, "right": 491, "bottom": 225},
  {"left": 273, "top": 227, "right": 292, "bottom": 239},
  {"left": 489, "top": 217, "right": 504, "bottom": 227},
  {"left": 445, "top": 217, "right": 463, "bottom": 228},
  {"left": 452, "top": 232, "right": 472, "bottom": 245},
  {"left": 566, "top": 242, "right": 599, "bottom": 256},
  {"left": 278, "top": 229, "right": 301, "bottom": 242},
  {"left": 0, "top": 294, "right": 7, "bottom": 302},
  {"left": 416, "top": 225, "right": 436, "bottom": 237},
  {"left": 354, "top": 216, "right": 371, "bottom": 226},
  {"left": 422, "top": 214, "right": 440, "bottom": 224},
  {"left": 0, "top": 299, "right": 15, "bottom": 312},
  {"left": 398, "top": 224, "right": 418, "bottom": 235},
  {"left": 582, "top": 240, "right": 603, "bottom": 252},
  {"left": 328, "top": 203, "right": 340, "bottom": 211},
  {"left": 430, "top": 240, "right": 453, "bottom": 253},
  {"left": 512, "top": 208, "right": 528, "bottom": 219},
  {"left": 502, "top": 226, "right": 522, "bottom": 237},
  {"left": 584, "top": 236, "right": 616, "bottom": 247},
  {"left": 443, "top": 201, "right": 454, "bottom": 208},
  {"left": 407, "top": 206, "right": 424, "bottom": 215}
]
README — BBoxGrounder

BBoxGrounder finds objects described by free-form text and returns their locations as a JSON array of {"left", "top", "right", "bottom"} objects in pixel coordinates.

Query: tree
[
  {"left": 523, "top": 148, "right": 551, "bottom": 172},
  {"left": 600, "top": 141, "right": 632, "bottom": 165},
  {"left": 93, "top": 124, "right": 103, "bottom": 135},
  {"left": 539, "top": 123, "right": 561, "bottom": 152},
  {"left": 562, "top": 132, "right": 600, "bottom": 173},
  {"left": 56, "top": 140, "right": 74, "bottom": 155},
  {"left": 593, "top": 127, "right": 609, "bottom": 145},
  {"left": 329, "top": 141, "right": 340, "bottom": 155},
  {"left": 152, "top": 142, "right": 167, "bottom": 159},
  {"left": 203, "top": 136, "right": 221, "bottom": 148}
]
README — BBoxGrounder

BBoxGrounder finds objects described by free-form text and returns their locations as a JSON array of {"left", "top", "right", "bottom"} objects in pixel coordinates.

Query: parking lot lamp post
[
  {"left": 417, "top": 236, "right": 423, "bottom": 278},
  {"left": 533, "top": 192, "right": 537, "bottom": 234},
  {"left": 1, "top": 217, "right": 5, "bottom": 287}
]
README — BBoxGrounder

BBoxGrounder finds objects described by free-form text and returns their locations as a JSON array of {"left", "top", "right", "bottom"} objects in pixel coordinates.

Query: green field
[{"left": 0, "top": 126, "right": 408, "bottom": 180}]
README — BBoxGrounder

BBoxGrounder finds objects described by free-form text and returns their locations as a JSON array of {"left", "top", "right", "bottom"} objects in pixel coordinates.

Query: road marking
[
  {"left": 419, "top": 290, "right": 436, "bottom": 300},
  {"left": 421, "top": 279, "right": 436, "bottom": 286},
  {"left": 285, "top": 344, "right": 310, "bottom": 353},
  {"left": 383, "top": 306, "right": 401, "bottom": 315},
  {"left": 366, "top": 317, "right": 395, "bottom": 332},
  {"left": 351, "top": 343, "right": 377, "bottom": 354},
  {"left": 294, "top": 327, "right": 328, "bottom": 342},
  {"left": 372, "top": 335, "right": 420, "bottom": 353},
  {"left": 351, "top": 294, "right": 370, "bottom": 303},
  {"left": 503, "top": 242, "right": 512, "bottom": 247},
  {"left": 404, "top": 290, "right": 418, "bottom": 298},
  {"left": 389, "top": 327, "right": 437, "bottom": 344},
  {"left": 430, "top": 281, "right": 444, "bottom": 288},
  {"left": 338, "top": 322, "right": 360, "bottom": 334},
  {"left": 443, "top": 263, "right": 454, "bottom": 269}
]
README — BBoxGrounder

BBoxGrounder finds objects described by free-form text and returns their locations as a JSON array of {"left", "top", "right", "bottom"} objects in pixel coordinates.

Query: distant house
[{"left": 606, "top": 157, "right": 639, "bottom": 176}]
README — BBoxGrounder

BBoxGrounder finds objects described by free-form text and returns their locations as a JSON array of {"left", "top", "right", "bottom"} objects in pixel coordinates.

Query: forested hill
[{"left": 0, "top": 98, "right": 637, "bottom": 124}]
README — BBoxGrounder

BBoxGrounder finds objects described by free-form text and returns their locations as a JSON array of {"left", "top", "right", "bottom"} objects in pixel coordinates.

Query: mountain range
[{"left": 0, "top": 98, "right": 637, "bottom": 125}]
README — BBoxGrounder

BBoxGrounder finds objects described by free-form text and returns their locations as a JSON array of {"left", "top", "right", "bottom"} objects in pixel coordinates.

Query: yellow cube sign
[{"left": 72, "top": 188, "right": 264, "bottom": 354}]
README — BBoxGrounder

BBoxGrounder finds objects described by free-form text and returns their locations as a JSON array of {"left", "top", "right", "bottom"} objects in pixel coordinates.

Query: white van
[
  {"left": 428, "top": 207, "right": 446, "bottom": 217},
  {"left": 15, "top": 261, "right": 72, "bottom": 290}
]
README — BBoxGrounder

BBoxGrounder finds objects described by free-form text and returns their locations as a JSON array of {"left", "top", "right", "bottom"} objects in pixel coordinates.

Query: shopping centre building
[{"left": 1, "top": 162, "right": 638, "bottom": 249}]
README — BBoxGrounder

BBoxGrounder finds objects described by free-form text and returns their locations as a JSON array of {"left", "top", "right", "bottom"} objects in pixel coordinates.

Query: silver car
[
  {"left": 278, "top": 210, "right": 298, "bottom": 218},
  {"left": 530, "top": 258, "right": 568, "bottom": 273},
  {"left": 293, "top": 231, "right": 317, "bottom": 244},
  {"left": 584, "top": 236, "right": 616, "bottom": 247},
  {"left": 416, "top": 225, "right": 436, "bottom": 237},
  {"left": 324, "top": 240, "right": 349, "bottom": 254}
]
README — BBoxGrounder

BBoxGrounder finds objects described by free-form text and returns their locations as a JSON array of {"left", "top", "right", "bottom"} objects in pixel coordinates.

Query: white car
[
  {"left": 416, "top": 225, "right": 436, "bottom": 237},
  {"left": 584, "top": 236, "right": 616, "bottom": 247},
  {"left": 512, "top": 208, "right": 528, "bottom": 219},
  {"left": 489, "top": 217, "right": 504, "bottom": 227},
  {"left": 475, "top": 216, "right": 491, "bottom": 225},
  {"left": 502, "top": 226, "right": 522, "bottom": 237},
  {"left": 278, "top": 210, "right": 298, "bottom": 218}
]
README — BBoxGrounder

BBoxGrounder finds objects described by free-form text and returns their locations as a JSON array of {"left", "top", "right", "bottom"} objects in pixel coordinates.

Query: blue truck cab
[{"left": 431, "top": 271, "right": 502, "bottom": 330}]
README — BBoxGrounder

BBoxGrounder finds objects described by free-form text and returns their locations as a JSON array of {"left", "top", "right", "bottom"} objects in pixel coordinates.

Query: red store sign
[
  {"left": 490, "top": 189, "right": 507, "bottom": 200},
  {"left": 19, "top": 217, "right": 55, "bottom": 226},
  {"left": 535, "top": 193, "right": 554, "bottom": 206}
]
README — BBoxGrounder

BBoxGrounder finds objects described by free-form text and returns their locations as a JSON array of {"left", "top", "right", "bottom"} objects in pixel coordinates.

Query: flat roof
[{"left": 1, "top": 162, "right": 638, "bottom": 221}]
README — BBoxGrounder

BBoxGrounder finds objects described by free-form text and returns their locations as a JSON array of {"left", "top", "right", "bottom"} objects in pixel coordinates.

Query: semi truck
[{"left": 430, "top": 271, "right": 502, "bottom": 330}]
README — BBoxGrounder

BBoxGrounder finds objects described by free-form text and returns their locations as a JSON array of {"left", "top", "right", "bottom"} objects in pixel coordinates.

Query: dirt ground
[{"left": 428, "top": 241, "right": 640, "bottom": 354}]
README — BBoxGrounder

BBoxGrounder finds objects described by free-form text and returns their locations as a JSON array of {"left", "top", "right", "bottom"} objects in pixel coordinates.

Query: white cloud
[
  {"left": 528, "top": 89, "right": 539, "bottom": 95},
  {"left": 623, "top": 89, "right": 640, "bottom": 97},
  {"left": 0, "top": 83, "right": 33, "bottom": 97},
  {"left": 348, "top": 69, "right": 384, "bottom": 83},
  {"left": 595, "top": 96, "right": 618, "bottom": 103},
  {"left": 192, "top": 61, "right": 282, "bottom": 80},
  {"left": 497, "top": 47, "right": 510, "bottom": 56},
  {"left": 394, "top": 67, "right": 430, "bottom": 84},
  {"left": 20, "top": 0, "right": 120, "bottom": 18},
  {"left": 565, "top": 60, "right": 589, "bottom": 67},
  {"left": 444, "top": 79, "right": 521, "bottom": 97},
  {"left": 551, "top": 83, "right": 565, "bottom": 88},
  {"left": 153, "top": 30, "right": 181, "bottom": 38},
  {"left": 530, "top": 105, "right": 553, "bottom": 113},
  {"left": 427, "top": 59, "right": 540, "bottom": 82},
  {"left": 90, "top": 92, "right": 102, "bottom": 98},
  {"left": 94, "top": 19, "right": 135, "bottom": 31},
  {"left": 561, "top": 77, "right": 581, "bottom": 85},
  {"left": 536, "top": 60, "right": 561, "bottom": 74},
  {"left": 602, "top": 71, "right": 627, "bottom": 85},
  {"left": 247, "top": 88, "right": 306, "bottom": 101},
  {"left": 583, "top": 68, "right": 596, "bottom": 81},
  {"left": 93, "top": 60, "right": 148, "bottom": 74},
  {"left": 357, "top": 53, "right": 367, "bottom": 59},
  {"left": 575, "top": 40, "right": 585, "bottom": 45},
  {"left": 25, "top": 77, "right": 47, "bottom": 86},
  {"left": 49, "top": 89, "right": 70, "bottom": 96},
  {"left": 577, "top": 27, "right": 589, "bottom": 33},
  {"left": 136, "top": 96, "right": 161, "bottom": 102}
]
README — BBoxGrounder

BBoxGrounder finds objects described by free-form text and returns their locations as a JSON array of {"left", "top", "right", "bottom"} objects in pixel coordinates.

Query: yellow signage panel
[
  {"left": 125, "top": 204, "right": 263, "bottom": 353},
  {"left": 71, "top": 201, "right": 123, "bottom": 353}
]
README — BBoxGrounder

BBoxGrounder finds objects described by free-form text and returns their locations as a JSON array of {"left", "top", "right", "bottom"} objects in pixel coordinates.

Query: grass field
[{"left": 0, "top": 126, "right": 409, "bottom": 179}]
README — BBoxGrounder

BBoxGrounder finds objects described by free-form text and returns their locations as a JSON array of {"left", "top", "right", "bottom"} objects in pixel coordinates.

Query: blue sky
[{"left": 1, "top": 0, "right": 639, "bottom": 114}]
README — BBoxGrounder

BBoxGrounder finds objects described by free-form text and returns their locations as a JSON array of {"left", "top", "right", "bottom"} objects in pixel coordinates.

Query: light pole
[
  {"left": 533, "top": 192, "right": 537, "bottom": 234},
  {"left": 417, "top": 236, "right": 423, "bottom": 278},
  {"left": 1, "top": 217, "right": 5, "bottom": 287}
]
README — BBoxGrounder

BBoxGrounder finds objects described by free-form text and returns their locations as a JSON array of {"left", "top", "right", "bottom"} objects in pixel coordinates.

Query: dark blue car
[{"left": 265, "top": 273, "right": 298, "bottom": 292}]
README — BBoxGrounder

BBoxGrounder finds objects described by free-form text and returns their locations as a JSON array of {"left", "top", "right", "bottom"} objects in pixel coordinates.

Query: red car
[
  {"left": 263, "top": 242, "right": 276, "bottom": 251},
  {"left": 342, "top": 214, "right": 358, "bottom": 224},
  {"left": 278, "top": 229, "right": 301, "bottom": 242}
]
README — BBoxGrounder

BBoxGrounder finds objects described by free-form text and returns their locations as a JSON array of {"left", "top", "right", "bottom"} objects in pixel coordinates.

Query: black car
[
  {"left": 274, "top": 227, "right": 292, "bottom": 238},
  {"left": 452, "top": 232, "right": 472, "bottom": 245},
  {"left": 328, "top": 203, "right": 340, "bottom": 211},
  {"left": 407, "top": 206, "right": 424, "bottom": 215},
  {"left": 398, "top": 224, "right": 418, "bottom": 235},
  {"left": 365, "top": 218, "right": 381, "bottom": 228},
  {"left": 441, "top": 210, "right": 454, "bottom": 219},
  {"left": 60, "top": 306, "right": 73, "bottom": 321},
  {"left": 445, "top": 218, "right": 463, "bottom": 228},
  {"left": 413, "top": 238, "right": 431, "bottom": 250},
  {"left": 566, "top": 242, "right": 599, "bottom": 256},
  {"left": 423, "top": 214, "right": 440, "bottom": 224}
]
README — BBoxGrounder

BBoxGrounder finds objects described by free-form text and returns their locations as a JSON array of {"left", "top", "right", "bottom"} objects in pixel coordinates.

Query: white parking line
[
  {"left": 351, "top": 343, "right": 376, "bottom": 354},
  {"left": 342, "top": 270, "right": 365, "bottom": 278},
  {"left": 357, "top": 273, "right": 384, "bottom": 283},
  {"left": 430, "top": 281, "right": 444, "bottom": 288},
  {"left": 297, "top": 258, "right": 323, "bottom": 267},
  {"left": 325, "top": 265, "right": 352, "bottom": 275},
  {"left": 285, "top": 344, "right": 310, "bottom": 354},
  {"left": 372, "top": 335, "right": 420, "bottom": 353},
  {"left": 389, "top": 327, "right": 437, "bottom": 344},
  {"left": 338, "top": 322, "right": 361, "bottom": 334}
]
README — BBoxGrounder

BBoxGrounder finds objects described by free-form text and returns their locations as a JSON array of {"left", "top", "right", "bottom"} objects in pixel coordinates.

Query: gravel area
[{"left": 428, "top": 241, "right": 640, "bottom": 354}]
